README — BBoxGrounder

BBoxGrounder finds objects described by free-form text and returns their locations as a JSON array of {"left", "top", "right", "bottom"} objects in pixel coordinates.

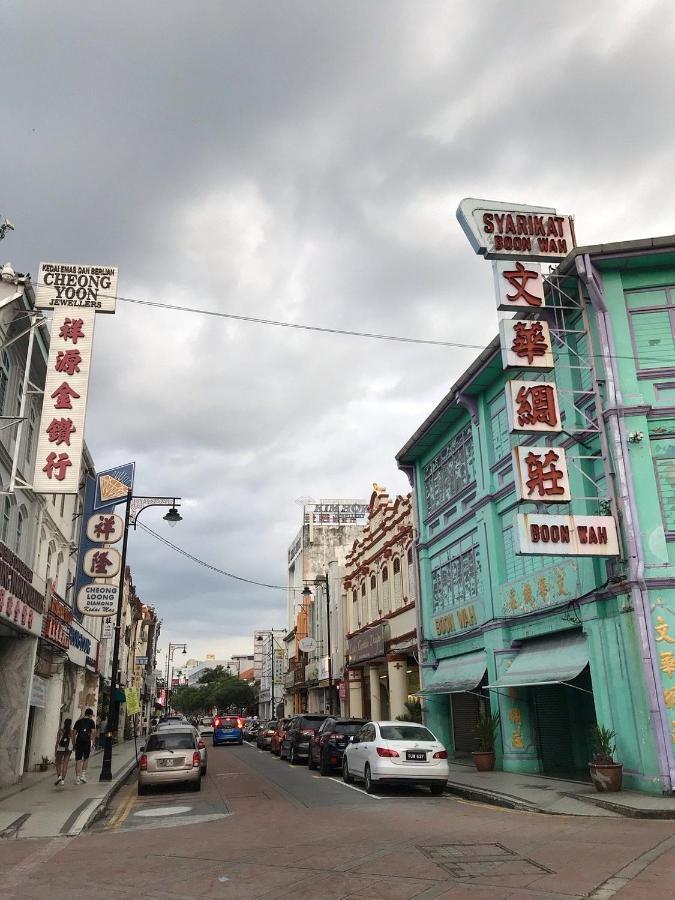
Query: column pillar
[
  {"left": 348, "top": 669, "right": 363, "bottom": 718},
  {"left": 368, "top": 664, "right": 382, "bottom": 720},
  {"left": 387, "top": 653, "right": 408, "bottom": 720}
]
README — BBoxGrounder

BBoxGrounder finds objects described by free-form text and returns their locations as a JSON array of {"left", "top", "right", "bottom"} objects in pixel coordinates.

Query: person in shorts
[
  {"left": 73, "top": 708, "right": 97, "bottom": 784},
  {"left": 54, "top": 718, "right": 73, "bottom": 786}
]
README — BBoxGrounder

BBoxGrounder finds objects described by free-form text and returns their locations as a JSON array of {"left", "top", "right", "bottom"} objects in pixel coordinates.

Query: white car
[
  {"left": 342, "top": 721, "right": 449, "bottom": 795},
  {"left": 198, "top": 716, "right": 215, "bottom": 737}
]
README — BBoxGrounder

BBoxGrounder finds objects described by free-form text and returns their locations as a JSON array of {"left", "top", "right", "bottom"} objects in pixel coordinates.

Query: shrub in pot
[
  {"left": 473, "top": 711, "right": 500, "bottom": 771},
  {"left": 39, "top": 755, "right": 50, "bottom": 772},
  {"left": 589, "top": 725, "right": 622, "bottom": 792}
]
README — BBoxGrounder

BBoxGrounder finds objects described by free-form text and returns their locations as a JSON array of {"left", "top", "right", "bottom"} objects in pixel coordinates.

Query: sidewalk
[
  {"left": 0, "top": 740, "right": 138, "bottom": 839},
  {"left": 444, "top": 761, "right": 675, "bottom": 818}
]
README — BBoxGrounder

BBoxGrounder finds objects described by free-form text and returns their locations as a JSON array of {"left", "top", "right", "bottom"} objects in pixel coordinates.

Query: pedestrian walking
[
  {"left": 72, "top": 707, "right": 97, "bottom": 784},
  {"left": 54, "top": 718, "right": 73, "bottom": 786}
]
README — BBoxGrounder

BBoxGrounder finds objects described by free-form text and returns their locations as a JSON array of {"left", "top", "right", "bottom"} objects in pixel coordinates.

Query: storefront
[
  {"left": 345, "top": 623, "right": 420, "bottom": 721},
  {"left": 0, "top": 544, "right": 44, "bottom": 786}
]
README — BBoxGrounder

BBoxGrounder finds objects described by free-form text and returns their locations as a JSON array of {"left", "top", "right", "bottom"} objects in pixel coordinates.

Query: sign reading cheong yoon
[{"left": 36, "top": 263, "right": 118, "bottom": 313}]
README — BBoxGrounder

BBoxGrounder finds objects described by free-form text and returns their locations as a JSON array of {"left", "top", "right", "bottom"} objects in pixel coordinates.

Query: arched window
[
  {"left": 369, "top": 574, "right": 378, "bottom": 620},
  {"left": 1, "top": 496, "right": 11, "bottom": 544},
  {"left": 352, "top": 589, "right": 358, "bottom": 629},
  {"left": 360, "top": 581, "right": 366, "bottom": 626},
  {"left": 15, "top": 507, "right": 24, "bottom": 557},
  {"left": 46, "top": 542, "right": 55, "bottom": 583},
  {"left": 0, "top": 351, "right": 9, "bottom": 416},
  {"left": 55, "top": 552, "right": 64, "bottom": 594},
  {"left": 407, "top": 545, "right": 415, "bottom": 602},
  {"left": 25, "top": 406, "right": 36, "bottom": 462},
  {"left": 381, "top": 564, "right": 390, "bottom": 614},
  {"left": 393, "top": 557, "right": 403, "bottom": 607}
]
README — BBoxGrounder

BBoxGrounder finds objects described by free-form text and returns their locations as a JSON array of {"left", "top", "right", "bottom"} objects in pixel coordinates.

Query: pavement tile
[
  {"left": 349, "top": 876, "right": 444, "bottom": 899},
  {"left": 425, "top": 885, "right": 512, "bottom": 899},
  {"left": 160, "top": 862, "right": 316, "bottom": 899},
  {"left": 271, "top": 871, "right": 382, "bottom": 899},
  {"left": 349, "top": 848, "right": 450, "bottom": 881}
]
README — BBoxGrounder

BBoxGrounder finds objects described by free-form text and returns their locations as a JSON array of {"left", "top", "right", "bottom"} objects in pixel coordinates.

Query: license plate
[
  {"left": 406, "top": 751, "right": 427, "bottom": 761},
  {"left": 158, "top": 758, "right": 179, "bottom": 767}
]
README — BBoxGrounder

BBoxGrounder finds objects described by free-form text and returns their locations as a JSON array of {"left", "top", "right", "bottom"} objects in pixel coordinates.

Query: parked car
[
  {"left": 256, "top": 720, "right": 277, "bottom": 750},
  {"left": 155, "top": 715, "right": 188, "bottom": 729},
  {"left": 280, "top": 715, "right": 328, "bottom": 763},
  {"left": 308, "top": 717, "right": 366, "bottom": 775},
  {"left": 198, "top": 715, "right": 215, "bottom": 738},
  {"left": 138, "top": 726, "right": 202, "bottom": 795},
  {"left": 270, "top": 718, "right": 291, "bottom": 756},
  {"left": 342, "top": 721, "right": 449, "bottom": 795},
  {"left": 189, "top": 726, "right": 208, "bottom": 774},
  {"left": 213, "top": 714, "right": 244, "bottom": 745}
]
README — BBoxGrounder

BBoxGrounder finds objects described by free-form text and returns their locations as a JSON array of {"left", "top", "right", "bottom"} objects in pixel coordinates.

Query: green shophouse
[{"left": 396, "top": 236, "right": 675, "bottom": 794}]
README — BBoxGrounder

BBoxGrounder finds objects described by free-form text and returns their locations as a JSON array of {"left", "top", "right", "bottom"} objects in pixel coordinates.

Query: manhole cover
[{"left": 417, "top": 843, "right": 553, "bottom": 879}]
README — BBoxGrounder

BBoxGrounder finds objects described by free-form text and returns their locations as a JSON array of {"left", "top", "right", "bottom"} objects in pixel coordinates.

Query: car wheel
[
  {"left": 280, "top": 744, "right": 286, "bottom": 760},
  {"left": 191, "top": 779, "right": 201, "bottom": 792},
  {"left": 238, "top": 739, "right": 243, "bottom": 745},
  {"left": 138, "top": 783, "right": 148, "bottom": 796},
  {"left": 319, "top": 753, "right": 329, "bottom": 776},
  {"left": 364, "top": 764, "right": 376, "bottom": 795},
  {"left": 290, "top": 746, "right": 300, "bottom": 764},
  {"left": 430, "top": 783, "right": 445, "bottom": 796},
  {"left": 307, "top": 748, "right": 317, "bottom": 770},
  {"left": 342, "top": 758, "right": 353, "bottom": 784}
]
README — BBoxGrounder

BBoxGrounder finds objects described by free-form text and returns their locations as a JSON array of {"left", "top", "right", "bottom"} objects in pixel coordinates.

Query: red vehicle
[{"left": 270, "top": 718, "right": 291, "bottom": 756}]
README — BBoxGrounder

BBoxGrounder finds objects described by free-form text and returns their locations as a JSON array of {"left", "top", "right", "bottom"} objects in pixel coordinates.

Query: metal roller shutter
[{"left": 452, "top": 692, "right": 480, "bottom": 754}]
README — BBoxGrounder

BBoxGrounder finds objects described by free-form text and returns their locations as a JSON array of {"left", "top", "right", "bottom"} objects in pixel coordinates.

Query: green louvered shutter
[
  {"left": 632, "top": 311, "right": 675, "bottom": 370},
  {"left": 655, "top": 458, "right": 675, "bottom": 531}
]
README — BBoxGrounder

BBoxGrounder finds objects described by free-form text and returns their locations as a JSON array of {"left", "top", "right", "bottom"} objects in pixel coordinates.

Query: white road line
[{"left": 327, "top": 776, "right": 382, "bottom": 799}]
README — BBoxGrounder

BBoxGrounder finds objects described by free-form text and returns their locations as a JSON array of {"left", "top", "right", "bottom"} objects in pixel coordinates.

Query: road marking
[
  {"left": 134, "top": 805, "right": 192, "bottom": 817},
  {"left": 107, "top": 791, "right": 136, "bottom": 830},
  {"left": 327, "top": 776, "right": 382, "bottom": 799}
]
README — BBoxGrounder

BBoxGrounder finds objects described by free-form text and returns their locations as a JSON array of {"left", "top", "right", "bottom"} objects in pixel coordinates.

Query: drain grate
[{"left": 417, "top": 842, "right": 554, "bottom": 879}]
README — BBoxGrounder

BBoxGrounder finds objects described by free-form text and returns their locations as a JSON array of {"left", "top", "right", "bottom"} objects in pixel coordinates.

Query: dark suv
[
  {"left": 280, "top": 715, "right": 327, "bottom": 764},
  {"left": 308, "top": 717, "right": 366, "bottom": 775}
]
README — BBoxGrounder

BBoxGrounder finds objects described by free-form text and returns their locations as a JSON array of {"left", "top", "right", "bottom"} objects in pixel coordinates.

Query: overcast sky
[{"left": 2, "top": 1, "right": 674, "bottom": 670}]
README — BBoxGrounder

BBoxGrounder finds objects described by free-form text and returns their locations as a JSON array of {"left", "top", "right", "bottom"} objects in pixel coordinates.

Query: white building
[{"left": 256, "top": 630, "right": 286, "bottom": 719}]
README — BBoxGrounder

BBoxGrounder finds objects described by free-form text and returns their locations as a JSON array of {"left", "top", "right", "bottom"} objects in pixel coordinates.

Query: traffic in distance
[{"left": 138, "top": 712, "right": 450, "bottom": 797}]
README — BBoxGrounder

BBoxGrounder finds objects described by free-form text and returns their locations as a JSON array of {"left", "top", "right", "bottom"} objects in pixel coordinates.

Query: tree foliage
[{"left": 173, "top": 670, "right": 257, "bottom": 715}]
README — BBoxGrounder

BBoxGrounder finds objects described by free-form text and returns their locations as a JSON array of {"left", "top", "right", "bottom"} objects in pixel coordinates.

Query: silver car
[{"left": 138, "top": 726, "right": 202, "bottom": 795}]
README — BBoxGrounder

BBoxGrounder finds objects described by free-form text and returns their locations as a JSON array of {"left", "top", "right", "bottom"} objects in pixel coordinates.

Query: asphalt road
[{"left": 1, "top": 740, "right": 674, "bottom": 898}]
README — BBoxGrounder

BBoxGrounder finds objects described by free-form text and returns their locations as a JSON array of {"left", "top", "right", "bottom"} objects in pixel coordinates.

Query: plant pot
[
  {"left": 589, "top": 762, "right": 623, "bottom": 792},
  {"left": 39, "top": 763, "right": 49, "bottom": 772},
  {"left": 472, "top": 750, "right": 495, "bottom": 772}
]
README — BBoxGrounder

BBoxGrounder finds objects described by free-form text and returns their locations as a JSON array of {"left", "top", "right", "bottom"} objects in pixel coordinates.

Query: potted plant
[
  {"left": 473, "top": 711, "right": 500, "bottom": 771},
  {"left": 589, "top": 725, "right": 622, "bottom": 792},
  {"left": 39, "top": 755, "right": 50, "bottom": 772}
]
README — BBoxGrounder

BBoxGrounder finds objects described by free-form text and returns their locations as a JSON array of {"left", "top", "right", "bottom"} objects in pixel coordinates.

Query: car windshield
[
  {"left": 267, "top": 721, "right": 277, "bottom": 729},
  {"left": 334, "top": 721, "right": 365, "bottom": 735},
  {"left": 299, "top": 717, "right": 325, "bottom": 728},
  {"left": 379, "top": 725, "right": 436, "bottom": 742},
  {"left": 146, "top": 732, "right": 194, "bottom": 751}
]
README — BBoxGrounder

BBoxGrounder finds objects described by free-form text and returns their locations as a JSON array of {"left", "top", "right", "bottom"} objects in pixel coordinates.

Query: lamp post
[
  {"left": 99, "top": 494, "right": 182, "bottom": 782},
  {"left": 302, "top": 575, "right": 333, "bottom": 715},
  {"left": 165, "top": 642, "right": 187, "bottom": 713},
  {"left": 257, "top": 631, "right": 285, "bottom": 719}
]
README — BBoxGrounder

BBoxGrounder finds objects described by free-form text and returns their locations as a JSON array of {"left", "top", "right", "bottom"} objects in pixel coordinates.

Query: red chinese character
[
  {"left": 51, "top": 382, "right": 80, "bottom": 410},
  {"left": 42, "top": 451, "right": 73, "bottom": 481},
  {"left": 55, "top": 348, "right": 82, "bottom": 376},
  {"left": 511, "top": 322, "right": 549, "bottom": 365},
  {"left": 46, "top": 417, "right": 76, "bottom": 446},
  {"left": 515, "top": 384, "right": 558, "bottom": 428},
  {"left": 524, "top": 449, "right": 566, "bottom": 497},
  {"left": 91, "top": 550, "right": 114, "bottom": 575},
  {"left": 502, "top": 262, "right": 542, "bottom": 306},
  {"left": 59, "top": 318, "right": 86, "bottom": 344},
  {"left": 93, "top": 515, "right": 116, "bottom": 540}
]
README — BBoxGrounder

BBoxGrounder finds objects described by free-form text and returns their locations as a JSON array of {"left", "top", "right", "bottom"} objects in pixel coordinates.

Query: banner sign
[
  {"left": 32, "top": 306, "right": 96, "bottom": 493},
  {"left": 515, "top": 514, "right": 620, "bottom": 557},
  {"left": 456, "top": 199, "right": 575, "bottom": 260},
  {"left": 36, "top": 262, "right": 118, "bottom": 313},
  {"left": 124, "top": 687, "right": 141, "bottom": 715}
]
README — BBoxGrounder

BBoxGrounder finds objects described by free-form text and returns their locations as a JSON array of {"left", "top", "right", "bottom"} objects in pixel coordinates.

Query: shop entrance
[
  {"left": 532, "top": 667, "right": 596, "bottom": 778},
  {"left": 451, "top": 682, "right": 489, "bottom": 756}
]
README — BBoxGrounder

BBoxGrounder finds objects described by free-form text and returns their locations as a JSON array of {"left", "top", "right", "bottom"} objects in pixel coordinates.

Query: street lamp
[
  {"left": 302, "top": 575, "right": 333, "bottom": 715},
  {"left": 163, "top": 506, "right": 182, "bottom": 527},
  {"left": 257, "top": 631, "right": 285, "bottom": 719},
  {"left": 165, "top": 642, "right": 188, "bottom": 713},
  {"left": 99, "top": 492, "right": 183, "bottom": 783}
]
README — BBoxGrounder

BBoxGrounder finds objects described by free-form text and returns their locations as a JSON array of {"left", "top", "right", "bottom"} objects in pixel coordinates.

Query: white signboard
[
  {"left": 83, "top": 547, "right": 121, "bottom": 579},
  {"left": 36, "top": 262, "right": 118, "bottom": 313},
  {"left": 494, "top": 261, "right": 545, "bottom": 310},
  {"left": 456, "top": 199, "right": 575, "bottom": 260},
  {"left": 512, "top": 446, "right": 571, "bottom": 503},
  {"left": 32, "top": 306, "right": 96, "bottom": 493},
  {"left": 101, "top": 618, "right": 114, "bottom": 639},
  {"left": 506, "top": 380, "right": 562, "bottom": 433},
  {"left": 499, "top": 319, "right": 553, "bottom": 370},
  {"left": 77, "top": 583, "right": 119, "bottom": 616},
  {"left": 515, "top": 514, "right": 620, "bottom": 557},
  {"left": 86, "top": 513, "right": 124, "bottom": 544},
  {"left": 299, "top": 636, "right": 316, "bottom": 652},
  {"left": 30, "top": 675, "right": 49, "bottom": 709}
]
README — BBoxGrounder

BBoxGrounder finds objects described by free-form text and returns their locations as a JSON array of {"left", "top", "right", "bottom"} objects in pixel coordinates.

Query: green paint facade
[{"left": 397, "top": 238, "right": 675, "bottom": 794}]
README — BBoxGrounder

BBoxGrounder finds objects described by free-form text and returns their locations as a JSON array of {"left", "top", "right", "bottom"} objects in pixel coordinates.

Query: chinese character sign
[
  {"left": 499, "top": 319, "right": 554, "bottom": 370},
  {"left": 512, "top": 446, "right": 571, "bottom": 502},
  {"left": 506, "top": 380, "right": 562, "bottom": 433},
  {"left": 83, "top": 546, "right": 122, "bottom": 579},
  {"left": 33, "top": 307, "right": 96, "bottom": 493},
  {"left": 493, "top": 261, "right": 545, "bottom": 309},
  {"left": 86, "top": 513, "right": 124, "bottom": 544}
]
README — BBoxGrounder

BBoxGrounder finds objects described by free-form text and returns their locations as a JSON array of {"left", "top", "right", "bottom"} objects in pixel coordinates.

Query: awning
[
  {"left": 488, "top": 632, "right": 588, "bottom": 690},
  {"left": 417, "top": 650, "right": 487, "bottom": 695}
]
